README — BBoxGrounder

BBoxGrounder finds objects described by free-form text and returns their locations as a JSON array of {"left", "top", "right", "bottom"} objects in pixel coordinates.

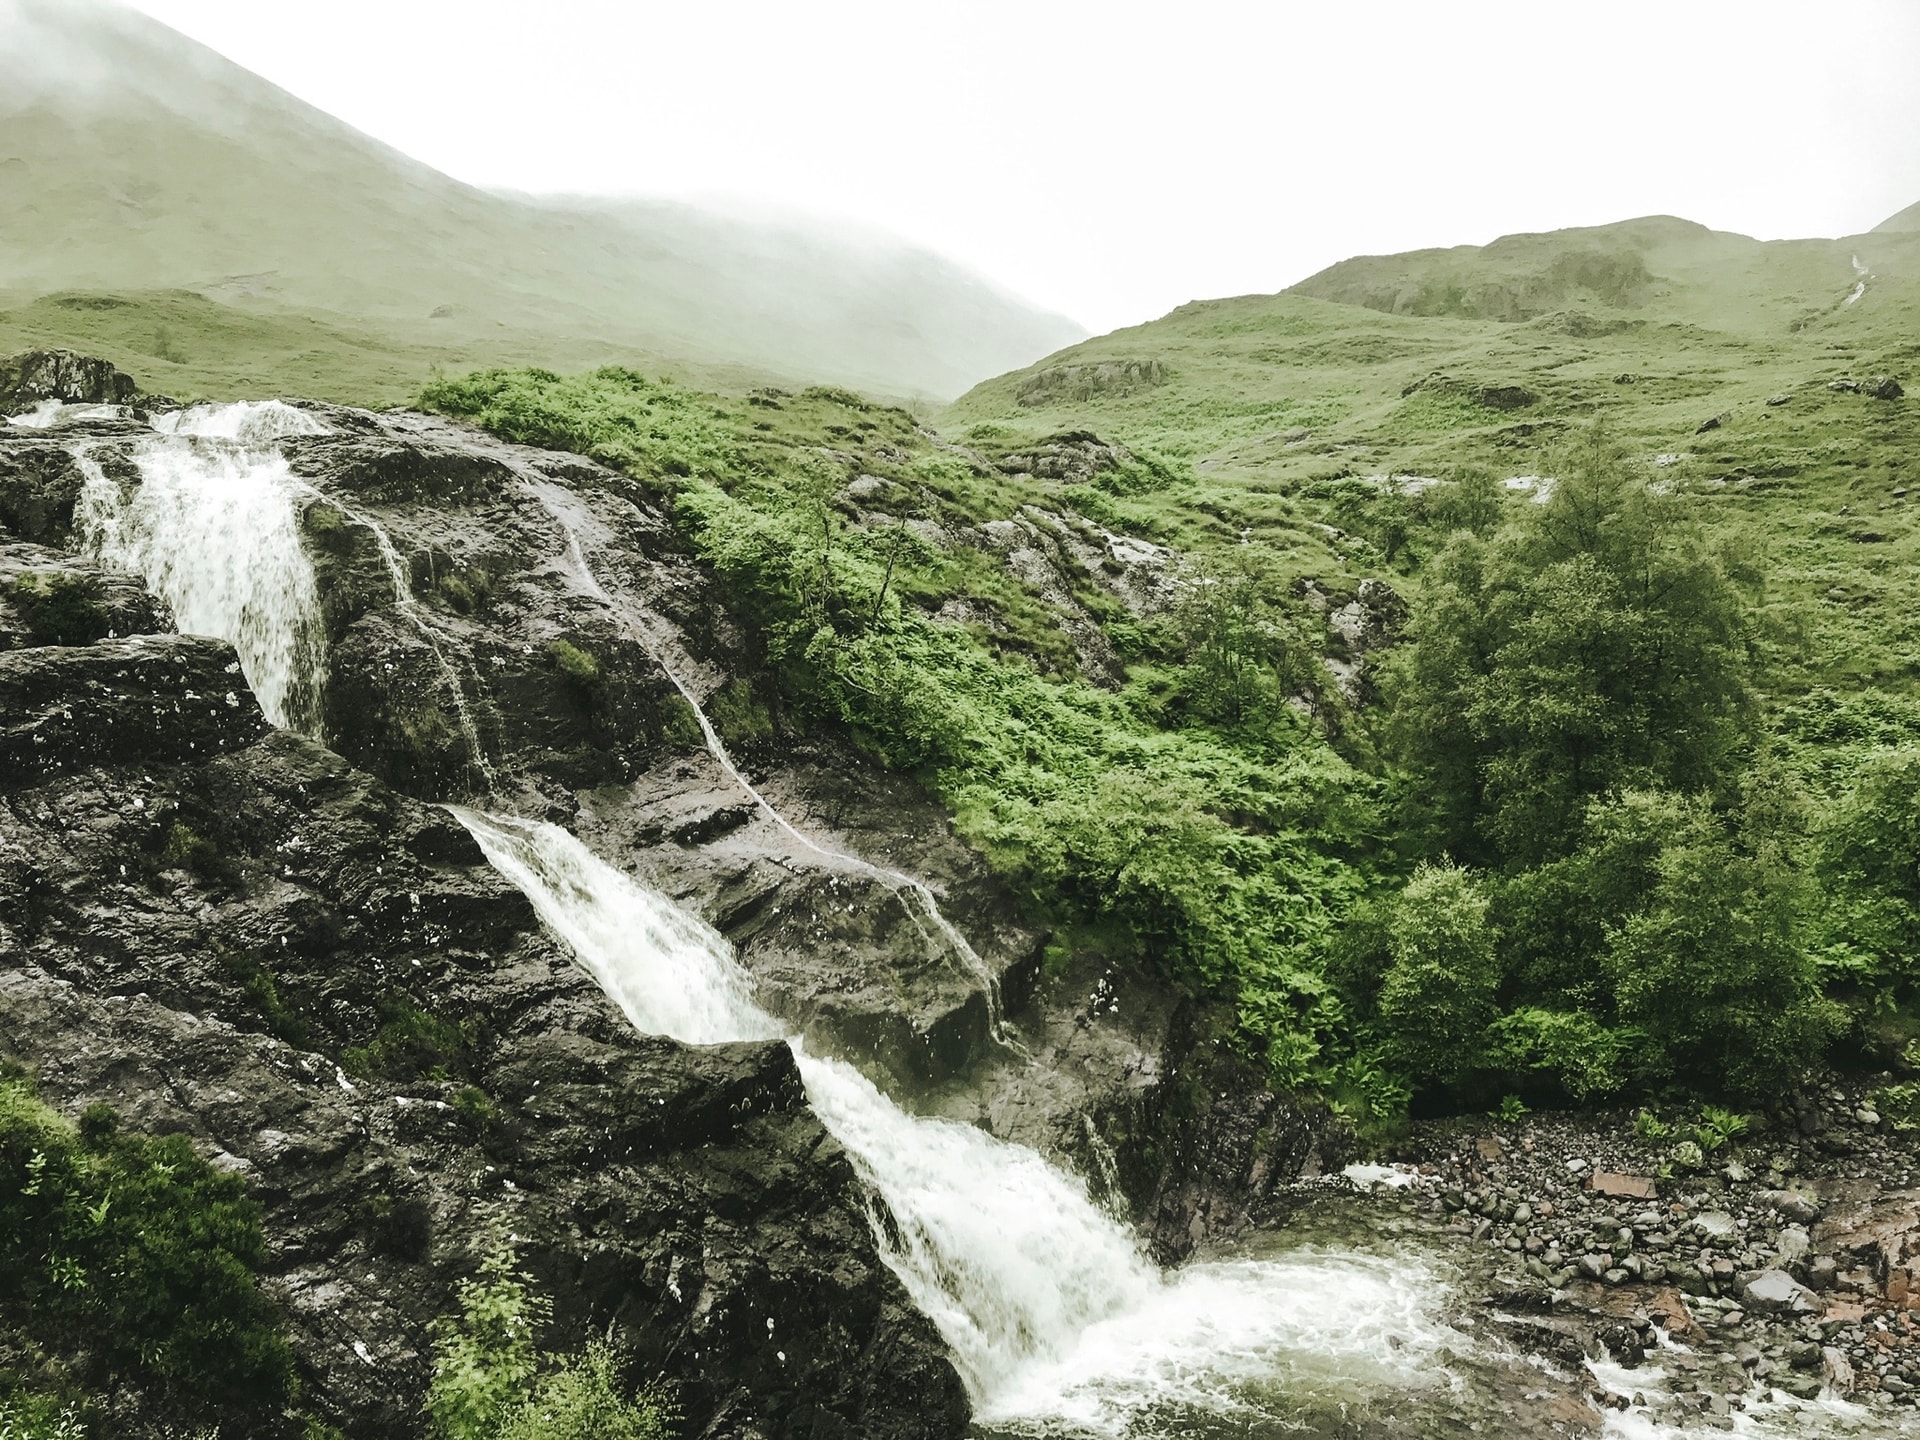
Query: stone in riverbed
[
  {"left": 1743, "top": 1269, "right": 1825, "bottom": 1316},
  {"left": 1759, "top": 1189, "right": 1822, "bottom": 1224},
  {"left": 1590, "top": 1170, "right": 1658, "bottom": 1200}
]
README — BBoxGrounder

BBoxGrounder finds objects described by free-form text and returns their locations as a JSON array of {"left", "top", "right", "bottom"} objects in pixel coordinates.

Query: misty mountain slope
[
  {"left": 0, "top": 0, "right": 1081, "bottom": 400},
  {"left": 1877, "top": 198, "right": 1920, "bottom": 233}
]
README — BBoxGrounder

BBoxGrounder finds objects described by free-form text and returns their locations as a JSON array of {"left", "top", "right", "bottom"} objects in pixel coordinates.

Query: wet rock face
[
  {"left": 0, "top": 349, "right": 140, "bottom": 410},
  {"left": 0, "top": 635, "right": 967, "bottom": 1439}
]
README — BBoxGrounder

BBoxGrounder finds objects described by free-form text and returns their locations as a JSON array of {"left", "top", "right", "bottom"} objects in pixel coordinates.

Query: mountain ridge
[{"left": 0, "top": 0, "right": 1082, "bottom": 401}]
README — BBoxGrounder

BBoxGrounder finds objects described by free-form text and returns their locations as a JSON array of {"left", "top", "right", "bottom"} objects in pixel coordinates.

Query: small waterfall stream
[
  {"left": 71, "top": 403, "right": 331, "bottom": 731},
  {"left": 454, "top": 809, "right": 1455, "bottom": 1435},
  {"left": 530, "top": 486, "right": 1012, "bottom": 1037}
]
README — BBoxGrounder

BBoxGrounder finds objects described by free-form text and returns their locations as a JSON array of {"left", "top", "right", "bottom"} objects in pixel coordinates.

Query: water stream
[
  {"left": 527, "top": 484, "right": 1011, "bottom": 1037},
  {"left": 70, "top": 405, "right": 330, "bottom": 731},
  {"left": 454, "top": 808, "right": 1458, "bottom": 1436},
  {"left": 34, "top": 399, "right": 1901, "bottom": 1436}
]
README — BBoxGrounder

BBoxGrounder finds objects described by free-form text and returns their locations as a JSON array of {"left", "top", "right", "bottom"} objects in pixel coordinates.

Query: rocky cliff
[{"left": 0, "top": 353, "right": 1342, "bottom": 1435}]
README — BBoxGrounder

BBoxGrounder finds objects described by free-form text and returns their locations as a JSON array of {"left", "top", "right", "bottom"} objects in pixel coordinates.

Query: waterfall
[
  {"left": 455, "top": 809, "right": 1454, "bottom": 1435},
  {"left": 529, "top": 488, "right": 1011, "bottom": 1037},
  {"left": 67, "top": 402, "right": 493, "bottom": 785},
  {"left": 72, "top": 407, "right": 330, "bottom": 732}
]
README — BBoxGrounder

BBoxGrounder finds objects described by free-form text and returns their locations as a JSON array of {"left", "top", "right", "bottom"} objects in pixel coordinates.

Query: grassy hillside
[
  {"left": 0, "top": 0, "right": 1081, "bottom": 403},
  {"left": 943, "top": 216, "right": 1920, "bottom": 697}
]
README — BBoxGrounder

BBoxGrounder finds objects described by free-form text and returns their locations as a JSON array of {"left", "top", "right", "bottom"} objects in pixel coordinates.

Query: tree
[
  {"left": 1376, "top": 862, "right": 1498, "bottom": 1085},
  {"left": 1393, "top": 428, "right": 1755, "bottom": 865}
]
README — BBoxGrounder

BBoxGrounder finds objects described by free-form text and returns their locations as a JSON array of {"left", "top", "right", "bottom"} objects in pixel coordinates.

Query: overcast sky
[{"left": 122, "top": 0, "right": 1920, "bottom": 334}]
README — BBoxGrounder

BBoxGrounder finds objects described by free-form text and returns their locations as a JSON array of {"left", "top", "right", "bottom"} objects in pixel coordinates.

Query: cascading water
[
  {"left": 67, "top": 401, "right": 493, "bottom": 783},
  {"left": 455, "top": 808, "right": 1456, "bottom": 1436},
  {"left": 527, "top": 486, "right": 1011, "bottom": 1036},
  {"left": 71, "top": 402, "right": 331, "bottom": 732}
]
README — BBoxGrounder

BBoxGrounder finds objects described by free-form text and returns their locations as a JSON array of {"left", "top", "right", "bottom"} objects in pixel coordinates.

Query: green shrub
[
  {"left": 343, "top": 997, "right": 483, "bottom": 1082},
  {"left": 1375, "top": 862, "right": 1497, "bottom": 1085},
  {"left": 0, "top": 1077, "right": 294, "bottom": 1412},
  {"left": 547, "top": 640, "right": 602, "bottom": 691},
  {"left": 429, "top": 1246, "right": 672, "bottom": 1440}
]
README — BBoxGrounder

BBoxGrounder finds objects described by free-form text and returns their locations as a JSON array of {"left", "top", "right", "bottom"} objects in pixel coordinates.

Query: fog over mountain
[{"left": 0, "top": 0, "right": 1082, "bottom": 400}]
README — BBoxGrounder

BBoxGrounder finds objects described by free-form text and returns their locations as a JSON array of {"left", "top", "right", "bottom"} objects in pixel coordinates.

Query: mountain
[
  {"left": 0, "top": 0, "right": 1081, "bottom": 402},
  {"left": 1877, "top": 199, "right": 1920, "bottom": 233},
  {"left": 943, "top": 208, "right": 1920, "bottom": 682}
]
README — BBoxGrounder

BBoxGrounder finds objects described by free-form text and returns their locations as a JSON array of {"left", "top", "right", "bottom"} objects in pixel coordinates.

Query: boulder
[
  {"left": 1741, "top": 1269, "right": 1824, "bottom": 1316},
  {"left": 1867, "top": 375, "right": 1905, "bottom": 400},
  {"left": 1759, "top": 1189, "right": 1823, "bottom": 1225},
  {"left": 0, "top": 348, "right": 140, "bottom": 410}
]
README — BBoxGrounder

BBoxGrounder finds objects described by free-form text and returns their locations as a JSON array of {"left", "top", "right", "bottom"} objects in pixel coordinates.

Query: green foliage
[
  {"left": 0, "top": 1394, "right": 86, "bottom": 1440},
  {"left": 1392, "top": 429, "right": 1756, "bottom": 865},
  {"left": 425, "top": 367, "right": 1378, "bottom": 1086},
  {"left": 1374, "top": 863, "right": 1497, "bottom": 1085},
  {"left": 428, "top": 1245, "right": 672, "bottom": 1440},
  {"left": 547, "top": 639, "right": 603, "bottom": 693},
  {"left": 1494, "top": 1094, "right": 1528, "bottom": 1123},
  {"left": 159, "top": 822, "right": 223, "bottom": 878},
  {"left": 0, "top": 1077, "right": 294, "bottom": 1413},
  {"left": 343, "top": 997, "right": 484, "bottom": 1083},
  {"left": 493, "top": 1346, "right": 676, "bottom": 1440},
  {"left": 4, "top": 571, "right": 110, "bottom": 648},
  {"left": 706, "top": 679, "right": 773, "bottom": 746}
]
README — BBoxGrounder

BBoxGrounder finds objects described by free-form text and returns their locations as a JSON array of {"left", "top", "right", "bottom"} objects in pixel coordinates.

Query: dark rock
[
  {"left": 0, "top": 542, "right": 170, "bottom": 648},
  {"left": 1697, "top": 413, "right": 1730, "bottom": 433},
  {"left": 1477, "top": 385, "right": 1537, "bottom": 411},
  {"left": 991, "top": 429, "right": 1136, "bottom": 482},
  {"left": 0, "top": 638, "right": 968, "bottom": 1439},
  {"left": 1766, "top": 393, "right": 1792, "bottom": 407},
  {"left": 1867, "top": 375, "right": 1905, "bottom": 401},
  {"left": 0, "top": 348, "right": 140, "bottom": 410}
]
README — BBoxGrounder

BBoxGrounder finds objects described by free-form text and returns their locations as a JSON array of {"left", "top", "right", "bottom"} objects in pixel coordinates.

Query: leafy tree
[
  {"left": 1601, "top": 789, "right": 1839, "bottom": 1095},
  {"left": 1393, "top": 428, "right": 1755, "bottom": 864},
  {"left": 1816, "top": 746, "right": 1920, "bottom": 999},
  {"left": 1375, "top": 862, "right": 1498, "bottom": 1085}
]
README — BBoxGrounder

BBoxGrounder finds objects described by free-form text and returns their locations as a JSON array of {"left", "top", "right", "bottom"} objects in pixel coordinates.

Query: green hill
[
  {"left": 0, "top": 0, "right": 1081, "bottom": 403},
  {"left": 943, "top": 213, "right": 1920, "bottom": 690}
]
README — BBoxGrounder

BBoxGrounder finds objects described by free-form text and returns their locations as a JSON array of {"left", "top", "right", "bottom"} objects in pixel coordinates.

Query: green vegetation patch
[{"left": 0, "top": 1073, "right": 294, "bottom": 1423}]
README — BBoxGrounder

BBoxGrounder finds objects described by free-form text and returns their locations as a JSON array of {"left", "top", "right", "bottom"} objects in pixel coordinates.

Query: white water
[
  {"left": 454, "top": 808, "right": 1455, "bottom": 1435},
  {"left": 6, "top": 400, "right": 135, "bottom": 428},
  {"left": 1845, "top": 254, "right": 1869, "bottom": 307},
  {"left": 527, "top": 487, "right": 1012, "bottom": 1035},
  {"left": 71, "top": 414, "right": 329, "bottom": 732}
]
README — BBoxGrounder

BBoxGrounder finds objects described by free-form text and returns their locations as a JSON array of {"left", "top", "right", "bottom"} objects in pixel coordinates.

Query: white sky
[{"left": 122, "top": 0, "right": 1920, "bottom": 334}]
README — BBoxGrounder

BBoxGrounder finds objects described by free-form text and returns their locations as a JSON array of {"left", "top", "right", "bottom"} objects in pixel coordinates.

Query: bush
[
  {"left": 0, "top": 1077, "right": 294, "bottom": 1413},
  {"left": 547, "top": 640, "right": 602, "bottom": 692},
  {"left": 429, "top": 1246, "right": 672, "bottom": 1440},
  {"left": 1375, "top": 862, "right": 1497, "bottom": 1086},
  {"left": 343, "top": 997, "right": 484, "bottom": 1082}
]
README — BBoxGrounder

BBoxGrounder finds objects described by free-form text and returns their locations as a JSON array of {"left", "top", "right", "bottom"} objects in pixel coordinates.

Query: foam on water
[
  {"left": 152, "top": 400, "right": 331, "bottom": 443},
  {"left": 452, "top": 809, "right": 1455, "bottom": 1433}
]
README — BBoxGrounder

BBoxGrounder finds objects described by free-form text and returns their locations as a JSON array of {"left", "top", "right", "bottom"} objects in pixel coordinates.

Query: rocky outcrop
[
  {"left": 0, "top": 634, "right": 965, "bottom": 1438},
  {"left": 0, "top": 349, "right": 140, "bottom": 410},
  {"left": 1014, "top": 361, "right": 1166, "bottom": 409}
]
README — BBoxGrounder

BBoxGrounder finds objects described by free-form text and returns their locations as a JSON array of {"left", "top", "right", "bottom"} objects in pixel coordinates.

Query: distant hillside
[
  {"left": 0, "top": 0, "right": 1081, "bottom": 402},
  {"left": 1877, "top": 199, "right": 1920, "bottom": 233},
  {"left": 943, "top": 210, "right": 1920, "bottom": 684}
]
